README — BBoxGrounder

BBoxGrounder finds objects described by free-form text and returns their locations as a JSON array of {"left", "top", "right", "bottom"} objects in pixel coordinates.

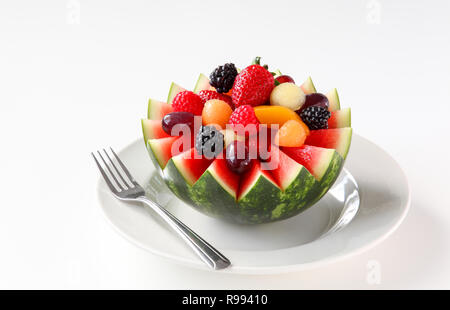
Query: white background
[{"left": 1, "top": 0, "right": 449, "bottom": 289}]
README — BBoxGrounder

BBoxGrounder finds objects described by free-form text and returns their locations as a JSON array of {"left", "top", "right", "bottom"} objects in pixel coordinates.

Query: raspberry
[
  {"left": 198, "top": 90, "right": 234, "bottom": 109},
  {"left": 228, "top": 105, "right": 260, "bottom": 135},
  {"left": 172, "top": 91, "right": 204, "bottom": 115}
]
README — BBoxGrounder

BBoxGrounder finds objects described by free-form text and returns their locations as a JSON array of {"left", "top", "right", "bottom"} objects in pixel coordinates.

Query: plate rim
[{"left": 95, "top": 134, "right": 411, "bottom": 274}]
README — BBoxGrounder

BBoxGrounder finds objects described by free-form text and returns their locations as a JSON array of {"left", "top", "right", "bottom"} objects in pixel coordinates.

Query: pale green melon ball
[
  {"left": 270, "top": 83, "right": 306, "bottom": 111},
  {"left": 220, "top": 129, "right": 245, "bottom": 147}
]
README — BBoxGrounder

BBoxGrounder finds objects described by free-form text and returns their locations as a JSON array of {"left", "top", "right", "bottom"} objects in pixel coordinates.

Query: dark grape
[
  {"left": 226, "top": 140, "right": 253, "bottom": 174},
  {"left": 275, "top": 75, "right": 295, "bottom": 84},
  {"left": 162, "top": 112, "right": 195, "bottom": 136},
  {"left": 299, "top": 93, "right": 329, "bottom": 112}
]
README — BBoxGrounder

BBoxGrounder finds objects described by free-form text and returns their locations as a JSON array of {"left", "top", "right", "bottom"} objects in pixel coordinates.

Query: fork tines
[{"left": 91, "top": 148, "right": 136, "bottom": 193}]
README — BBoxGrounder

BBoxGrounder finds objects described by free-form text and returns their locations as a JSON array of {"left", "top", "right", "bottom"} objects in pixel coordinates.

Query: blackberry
[
  {"left": 195, "top": 126, "right": 224, "bottom": 159},
  {"left": 209, "top": 63, "right": 238, "bottom": 93},
  {"left": 300, "top": 106, "right": 331, "bottom": 130}
]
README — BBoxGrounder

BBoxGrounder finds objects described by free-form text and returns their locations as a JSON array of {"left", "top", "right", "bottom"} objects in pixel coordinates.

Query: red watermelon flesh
[
  {"left": 258, "top": 162, "right": 277, "bottom": 186},
  {"left": 172, "top": 148, "right": 213, "bottom": 186},
  {"left": 246, "top": 125, "right": 278, "bottom": 161},
  {"left": 328, "top": 108, "right": 351, "bottom": 129},
  {"left": 261, "top": 146, "right": 305, "bottom": 190},
  {"left": 207, "top": 157, "right": 240, "bottom": 198},
  {"left": 147, "top": 99, "right": 173, "bottom": 120},
  {"left": 238, "top": 161, "right": 259, "bottom": 200},
  {"left": 147, "top": 136, "right": 180, "bottom": 169},
  {"left": 281, "top": 145, "right": 336, "bottom": 180},
  {"left": 142, "top": 119, "right": 170, "bottom": 141},
  {"left": 304, "top": 128, "right": 352, "bottom": 159},
  {"left": 238, "top": 160, "right": 278, "bottom": 200}
]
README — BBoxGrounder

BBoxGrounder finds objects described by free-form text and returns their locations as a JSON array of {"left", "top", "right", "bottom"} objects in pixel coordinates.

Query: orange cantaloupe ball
[
  {"left": 275, "top": 119, "right": 309, "bottom": 147},
  {"left": 202, "top": 99, "right": 233, "bottom": 129}
]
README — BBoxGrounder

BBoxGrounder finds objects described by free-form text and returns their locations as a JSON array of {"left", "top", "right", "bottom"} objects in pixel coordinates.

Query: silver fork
[{"left": 92, "top": 147, "right": 231, "bottom": 270}]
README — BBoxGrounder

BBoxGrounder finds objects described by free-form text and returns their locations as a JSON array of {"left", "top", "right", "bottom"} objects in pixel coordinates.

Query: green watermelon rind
[
  {"left": 145, "top": 135, "right": 350, "bottom": 224},
  {"left": 193, "top": 73, "right": 210, "bottom": 93},
  {"left": 237, "top": 173, "right": 283, "bottom": 224},
  {"left": 144, "top": 130, "right": 351, "bottom": 224},
  {"left": 141, "top": 119, "right": 151, "bottom": 145},
  {"left": 300, "top": 76, "right": 317, "bottom": 94},
  {"left": 273, "top": 167, "right": 317, "bottom": 221},
  {"left": 141, "top": 118, "right": 169, "bottom": 141},
  {"left": 167, "top": 82, "right": 186, "bottom": 105},
  {"left": 308, "top": 151, "right": 344, "bottom": 205},
  {"left": 326, "top": 88, "right": 341, "bottom": 112},
  {"left": 163, "top": 158, "right": 195, "bottom": 205},
  {"left": 147, "top": 98, "right": 171, "bottom": 120},
  {"left": 337, "top": 127, "right": 353, "bottom": 159},
  {"left": 329, "top": 108, "right": 351, "bottom": 128},
  {"left": 191, "top": 169, "right": 240, "bottom": 221},
  {"left": 157, "top": 154, "right": 346, "bottom": 224},
  {"left": 145, "top": 140, "right": 163, "bottom": 173},
  {"left": 146, "top": 137, "right": 176, "bottom": 170},
  {"left": 164, "top": 159, "right": 236, "bottom": 218}
]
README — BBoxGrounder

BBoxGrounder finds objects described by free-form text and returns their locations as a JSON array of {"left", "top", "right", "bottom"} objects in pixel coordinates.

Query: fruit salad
[{"left": 142, "top": 57, "right": 352, "bottom": 224}]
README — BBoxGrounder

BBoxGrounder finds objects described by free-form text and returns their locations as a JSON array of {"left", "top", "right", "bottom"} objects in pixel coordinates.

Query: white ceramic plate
[{"left": 96, "top": 134, "right": 410, "bottom": 274}]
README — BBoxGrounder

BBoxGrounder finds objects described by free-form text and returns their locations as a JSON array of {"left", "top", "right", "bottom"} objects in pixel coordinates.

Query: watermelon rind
[
  {"left": 143, "top": 131, "right": 350, "bottom": 224},
  {"left": 141, "top": 119, "right": 169, "bottom": 141},
  {"left": 162, "top": 151, "right": 339, "bottom": 224},
  {"left": 171, "top": 151, "right": 199, "bottom": 186},
  {"left": 145, "top": 141, "right": 162, "bottom": 173},
  {"left": 163, "top": 158, "right": 196, "bottom": 204},
  {"left": 300, "top": 76, "right": 317, "bottom": 94},
  {"left": 329, "top": 108, "right": 351, "bottom": 128},
  {"left": 273, "top": 167, "right": 316, "bottom": 221},
  {"left": 190, "top": 168, "right": 240, "bottom": 221},
  {"left": 167, "top": 82, "right": 186, "bottom": 105},
  {"left": 147, "top": 98, "right": 172, "bottom": 120},
  {"left": 310, "top": 147, "right": 337, "bottom": 181},
  {"left": 335, "top": 127, "right": 352, "bottom": 159},
  {"left": 326, "top": 88, "right": 341, "bottom": 112},
  {"left": 305, "top": 128, "right": 353, "bottom": 160},
  {"left": 237, "top": 167, "right": 283, "bottom": 224},
  {"left": 155, "top": 148, "right": 347, "bottom": 224},
  {"left": 308, "top": 151, "right": 343, "bottom": 205},
  {"left": 164, "top": 157, "right": 231, "bottom": 218},
  {"left": 142, "top": 119, "right": 152, "bottom": 143},
  {"left": 193, "top": 73, "right": 211, "bottom": 93},
  {"left": 146, "top": 137, "right": 177, "bottom": 170},
  {"left": 263, "top": 148, "right": 318, "bottom": 221}
]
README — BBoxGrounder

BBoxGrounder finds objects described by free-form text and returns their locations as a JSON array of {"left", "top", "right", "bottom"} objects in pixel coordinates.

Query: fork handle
[{"left": 136, "top": 196, "right": 231, "bottom": 270}]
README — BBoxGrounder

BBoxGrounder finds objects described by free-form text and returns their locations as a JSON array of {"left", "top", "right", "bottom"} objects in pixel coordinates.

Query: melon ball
[
  {"left": 202, "top": 99, "right": 233, "bottom": 129},
  {"left": 270, "top": 83, "right": 306, "bottom": 111},
  {"left": 220, "top": 129, "right": 245, "bottom": 147}
]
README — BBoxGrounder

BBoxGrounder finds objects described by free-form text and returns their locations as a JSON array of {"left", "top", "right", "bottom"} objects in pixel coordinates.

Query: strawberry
[
  {"left": 232, "top": 65, "right": 274, "bottom": 108},
  {"left": 228, "top": 105, "right": 260, "bottom": 136},
  {"left": 172, "top": 91, "right": 204, "bottom": 115},
  {"left": 198, "top": 90, "right": 234, "bottom": 109}
]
